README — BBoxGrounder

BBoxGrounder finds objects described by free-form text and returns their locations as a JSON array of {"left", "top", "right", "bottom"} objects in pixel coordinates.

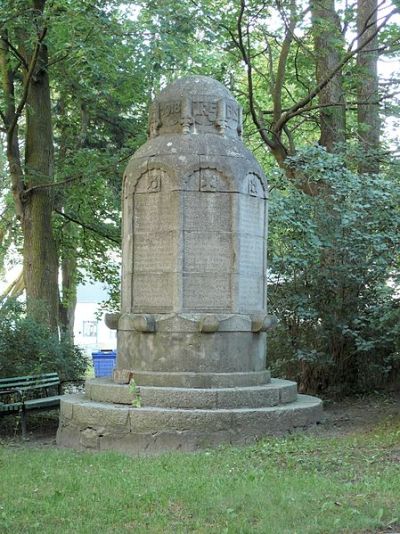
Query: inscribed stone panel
[
  {"left": 132, "top": 273, "right": 174, "bottom": 311},
  {"left": 237, "top": 235, "right": 264, "bottom": 275},
  {"left": 183, "top": 192, "right": 231, "bottom": 231},
  {"left": 238, "top": 195, "right": 265, "bottom": 237},
  {"left": 237, "top": 275, "right": 264, "bottom": 311},
  {"left": 133, "top": 231, "right": 176, "bottom": 273},
  {"left": 133, "top": 192, "right": 178, "bottom": 234},
  {"left": 182, "top": 274, "right": 231, "bottom": 311},
  {"left": 183, "top": 232, "right": 232, "bottom": 273}
]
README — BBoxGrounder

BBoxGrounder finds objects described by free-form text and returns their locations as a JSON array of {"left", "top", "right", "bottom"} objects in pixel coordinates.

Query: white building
[{"left": 74, "top": 282, "right": 117, "bottom": 357}]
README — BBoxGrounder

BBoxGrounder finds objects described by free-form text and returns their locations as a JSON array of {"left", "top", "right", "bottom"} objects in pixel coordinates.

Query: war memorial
[{"left": 57, "top": 76, "right": 322, "bottom": 454}]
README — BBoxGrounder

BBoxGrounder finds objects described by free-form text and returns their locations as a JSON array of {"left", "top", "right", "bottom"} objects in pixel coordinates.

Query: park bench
[{"left": 0, "top": 373, "right": 62, "bottom": 438}]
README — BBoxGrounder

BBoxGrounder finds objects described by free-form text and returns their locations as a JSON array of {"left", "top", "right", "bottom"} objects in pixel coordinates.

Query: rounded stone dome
[
  {"left": 148, "top": 75, "right": 242, "bottom": 139},
  {"left": 155, "top": 75, "right": 235, "bottom": 102}
]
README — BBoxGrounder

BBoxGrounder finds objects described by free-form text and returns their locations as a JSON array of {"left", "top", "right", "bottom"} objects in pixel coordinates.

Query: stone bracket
[
  {"left": 118, "top": 313, "right": 156, "bottom": 333},
  {"left": 105, "top": 313, "right": 121, "bottom": 330},
  {"left": 251, "top": 314, "right": 278, "bottom": 333},
  {"left": 198, "top": 315, "right": 219, "bottom": 333},
  {"left": 132, "top": 314, "right": 156, "bottom": 333}
]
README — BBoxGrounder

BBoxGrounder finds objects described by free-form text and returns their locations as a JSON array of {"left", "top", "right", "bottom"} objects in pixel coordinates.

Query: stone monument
[{"left": 57, "top": 76, "right": 322, "bottom": 454}]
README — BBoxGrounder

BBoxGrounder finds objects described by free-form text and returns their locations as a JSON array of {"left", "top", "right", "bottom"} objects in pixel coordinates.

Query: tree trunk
[
  {"left": 59, "top": 249, "right": 77, "bottom": 342},
  {"left": 311, "top": 0, "right": 346, "bottom": 151},
  {"left": 357, "top": 0, "right": 380, "bottom": 173},
  {"left": 23, "top": 0, "right": 59, "bottom": 332}
]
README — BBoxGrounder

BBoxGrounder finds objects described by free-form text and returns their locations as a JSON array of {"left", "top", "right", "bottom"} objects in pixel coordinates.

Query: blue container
[{"left": 92, "top": 350, "right": 117, "bottom": 378}]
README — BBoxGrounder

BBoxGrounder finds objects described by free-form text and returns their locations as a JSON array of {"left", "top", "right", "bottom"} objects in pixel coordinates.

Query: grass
[{"left": 1, "top": 418, "right": 400, "bottom": 533}]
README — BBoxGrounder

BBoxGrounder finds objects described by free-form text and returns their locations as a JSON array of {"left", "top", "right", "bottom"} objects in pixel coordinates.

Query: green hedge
[{"left": 0, "top": 299, "right": 88, "bottom": 381}]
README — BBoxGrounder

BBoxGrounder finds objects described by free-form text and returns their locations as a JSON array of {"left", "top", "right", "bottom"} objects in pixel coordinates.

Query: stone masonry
[{"left": 57, "top": 76, "right": 322, "bottom": 455}]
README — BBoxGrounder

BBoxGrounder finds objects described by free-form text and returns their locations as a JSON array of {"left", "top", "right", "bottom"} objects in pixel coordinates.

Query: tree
[
  {"left": 0, "top": 0, "right": 226, "bottom": 335},
  {"left": 1, "top": 1, "right": 59, "bottom": 330},
  {"left": 202, "top": 0, "right": 400, "bottom": 392},
  {"left": 357, "top": 0, "right": 380, "bottom": 173}
]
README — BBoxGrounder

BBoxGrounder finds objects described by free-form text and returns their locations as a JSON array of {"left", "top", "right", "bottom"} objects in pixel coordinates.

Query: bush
[
  {"left": 0, "top": 299, "right": 88, "bottom": 381},
  {"left": 267, "top": 146, "right": 400, "bottom": 395}
]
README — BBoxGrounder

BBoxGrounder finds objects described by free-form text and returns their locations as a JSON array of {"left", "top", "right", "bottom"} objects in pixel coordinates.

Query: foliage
[
  {"left": 129, "top": 377, "right": 142, "bottom": 408},
  {"left": 1, "top": 416, "right": 400, "bottom": 532},
  {"left": 0, "top": 299, "right": 88, "bottom": 381},
  {"left": 268, "top": 146, "right": 400, "bottom": 394}
]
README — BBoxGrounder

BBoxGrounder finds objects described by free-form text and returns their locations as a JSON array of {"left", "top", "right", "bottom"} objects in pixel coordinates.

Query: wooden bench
[{"left": 0, "top": 373, "right": 62, "bottom": 438}]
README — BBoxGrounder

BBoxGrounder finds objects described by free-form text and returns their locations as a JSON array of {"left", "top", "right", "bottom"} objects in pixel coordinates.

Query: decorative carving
[
  {"left": 186, "top": 167, "right": 229, "bottom": 192},
  {"left": 160, "top": 100, "right": 181, "bottom": 126},
  {"left": 246, "top": 172, "right": 266, "bottom": 198},
  {"left": 148, "top": 92, "right": 243, "bottom": 138},
  {"left": 237, "top": 106, "right": 243, "bottom": 137},
  {"left": 200, "top": 168, "right": 218, "bottom": 191},
  {"left": 146, "top": 170, "right": 161, "bottom": 192},
  {"left": 216, "top": 99, "right": 227, "bottom": 134},
  {"left": 192, "top": 99, "right": 217, "bottom": 127},
  {"left": 135, "top": 168, "right": 167, "bottom": 194},
  {"left": 148, "top": 103, "right": 161, "bottom": 138},
  {"left": 248, "top": 177, "right": 258, "bottom": 196},
  {"left": 180, "top": 96, "right": 193, "bottom": 134}
]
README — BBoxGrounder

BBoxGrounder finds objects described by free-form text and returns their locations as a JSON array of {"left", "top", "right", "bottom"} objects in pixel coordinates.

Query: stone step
[
  {"left": 86, "top": 378, "right": 297, "bottom": 409},
  {"left": 129, "top": 369, "right": 271, "bottom": 388},
  {"left": 57, "top": 393, "right": 323, "bottom": 455}
]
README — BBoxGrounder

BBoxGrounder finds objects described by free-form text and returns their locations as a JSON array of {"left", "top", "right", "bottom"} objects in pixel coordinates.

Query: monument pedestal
[{"left": 57, "top": 377, "right": 322, "bottom": 455}]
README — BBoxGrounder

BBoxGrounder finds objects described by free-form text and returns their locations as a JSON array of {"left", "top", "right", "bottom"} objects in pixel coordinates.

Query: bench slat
[
  {"left": 0, "top": 373, "right": 58, "bottom": 384},
  {"left": 0, "top": 401, "right": 23, "bottom": 412},
  {"left": 0, "top": 378, "right": 60, "bottom": 391},
  {"left": 24, "top": 396, "right": 61, "bottom": 409}
]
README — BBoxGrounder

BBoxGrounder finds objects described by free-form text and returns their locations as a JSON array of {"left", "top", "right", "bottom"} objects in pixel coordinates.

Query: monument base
[{"left": 56, "top": 377, "right": 322, "bottom": 455}]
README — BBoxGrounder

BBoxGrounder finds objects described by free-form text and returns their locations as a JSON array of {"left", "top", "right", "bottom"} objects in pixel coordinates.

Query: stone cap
[{"left": 148, "top": 75, "right": 242, "bottom": 139}]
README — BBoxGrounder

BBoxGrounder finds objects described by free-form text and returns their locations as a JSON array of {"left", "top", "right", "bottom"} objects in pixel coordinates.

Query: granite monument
[{"left": 57, "top": 76, "right": 322, "bottom": 454}]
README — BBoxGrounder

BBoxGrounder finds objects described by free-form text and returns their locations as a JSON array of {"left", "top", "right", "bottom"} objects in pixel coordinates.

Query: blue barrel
[{"left": 92, "top": 350, "right": 116, "bottom": 378}]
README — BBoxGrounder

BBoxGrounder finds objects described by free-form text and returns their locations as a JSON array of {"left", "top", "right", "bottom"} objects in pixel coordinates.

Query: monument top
[{"left": 148, "top": 75, "right": 242, "bottom": 139}]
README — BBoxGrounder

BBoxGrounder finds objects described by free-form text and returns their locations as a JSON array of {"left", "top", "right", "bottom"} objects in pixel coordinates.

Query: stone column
[{"left": 115, "top": 76, "right": 274, "bottom": 388}]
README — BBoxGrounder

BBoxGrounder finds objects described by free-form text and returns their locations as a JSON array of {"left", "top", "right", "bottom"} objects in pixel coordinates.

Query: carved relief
[
  {"left": 160, "top": 100, "right": 181, "bottom": 126},
  {"left": 135, "top": 168, "right": 167, "bottom": 194},
  {"left": 148, "top": 103, "right": 161, "bottom": 138},
  {"left": 185, "top": 167, "right": 230, "bottom": 192},
  {"left": 248, "top": 177, "right": 258, "bottom": 196},
  {"left": 146, "top": 171, "right": 161, "bottom": 193},
  {"left": 148, "top": 95, "right": 242, "bottom": 138},
  {"left": 200, "top": 169, "right": 219, "bottom": 191},
  {"left": 192, "top": 99, "right": 218, "bottom": 126},
  {"left": 180, "top": 96, "right": 193, "bottom": 134},
  {"left": 245, "top": 172, "right": 267, "bottom": 198}
]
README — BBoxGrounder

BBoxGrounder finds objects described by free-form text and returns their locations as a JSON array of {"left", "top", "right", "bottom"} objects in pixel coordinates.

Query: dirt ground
[{"left": 1, "top": 390, "right": 399, "bottom": 447}]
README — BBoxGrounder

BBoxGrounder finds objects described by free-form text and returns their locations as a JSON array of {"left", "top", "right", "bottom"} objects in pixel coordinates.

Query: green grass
[{"left": 1, "top": 419, "right": 400, "bottom": 533}]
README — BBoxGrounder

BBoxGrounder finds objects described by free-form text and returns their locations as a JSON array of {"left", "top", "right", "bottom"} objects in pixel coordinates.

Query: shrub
[
  {"left": 0, "top": 299, "right": 88, "bottom": 381},
  {"left": 267, "top": 147, "right": 400, "bottom": 394}
]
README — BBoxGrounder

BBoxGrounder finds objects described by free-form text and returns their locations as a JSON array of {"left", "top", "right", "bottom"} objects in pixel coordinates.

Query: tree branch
[
  {"left": 23, "top": 152, "right": 133, "bottom": 196},
  {"left": 1, "top": 36, "right": 28, "bottom": 69},
  {"left": 273, "top": 0, "right": 297, "bottom": 123},
  {"left": 274, "top": 6, "right": 397, "bottom": 132},
  {"left": 54, "top": 209, "right": 120, "bottom": 245}
]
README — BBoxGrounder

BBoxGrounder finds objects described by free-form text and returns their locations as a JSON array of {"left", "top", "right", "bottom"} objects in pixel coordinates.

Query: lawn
[{"left": 1, "top": 416, "right": 400, "bottom": 533}]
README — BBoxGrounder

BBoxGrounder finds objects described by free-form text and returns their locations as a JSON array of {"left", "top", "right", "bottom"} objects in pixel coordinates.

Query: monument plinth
[{"left": 57, "top": 76, "right": 321, "bottom": 455}]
